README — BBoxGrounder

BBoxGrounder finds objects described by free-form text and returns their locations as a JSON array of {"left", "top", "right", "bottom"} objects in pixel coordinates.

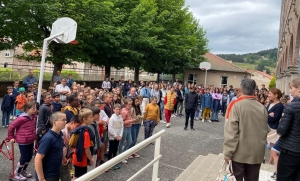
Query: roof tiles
[{"left": 203, "top": 52, "right": 247, "bottom": 73}]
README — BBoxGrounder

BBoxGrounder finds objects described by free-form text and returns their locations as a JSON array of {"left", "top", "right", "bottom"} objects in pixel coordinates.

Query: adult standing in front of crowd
[
  {"left": 55, "top": 78, "right": 71, "bottom": 107},
  {"left": 176, "top": 84, "right": 184, "bottom": 117},
  {"left": 102, "top": 77, "right": 111, "bottom": 92},
  {"left": 266, "top": 88, "right": 284, "bottom": 178},
  {"left": 52, "top": 70, "right": 62, "bottom": 84},
  {"left": 164, "top": 86, "right": 176, "bottom": 128},
  {"left": 184, "top": 87, "right": 198, "bottom": 130},
  {"left": 277, "top": 78, "right": 300, "bottom": 181},
  {"left": 224, "top": 78, "right": 269, "bottom": 181},
  {"left": 23, "top": 69, "right": 37, "bottom": 90},
  {"left": 141, "top": 82, "right": 151, "bottom": 113}
]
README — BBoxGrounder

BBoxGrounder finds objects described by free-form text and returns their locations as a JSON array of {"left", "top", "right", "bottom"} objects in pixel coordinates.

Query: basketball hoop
[
  {"left": 69, "top": 40, "right": 78, "bottom": 45},
  {"left": 201, "top": 68, "right": 206, "bottom": 71}
]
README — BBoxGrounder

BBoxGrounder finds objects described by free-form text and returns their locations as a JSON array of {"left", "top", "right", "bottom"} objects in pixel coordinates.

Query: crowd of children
[{"left": 2, "top": 77, "right": 297, "bottom": 181}]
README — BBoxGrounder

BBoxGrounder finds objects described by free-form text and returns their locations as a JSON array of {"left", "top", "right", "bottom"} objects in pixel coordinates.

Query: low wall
[{"left": 0, "top": 81, "right": 103, "bottom": 97}]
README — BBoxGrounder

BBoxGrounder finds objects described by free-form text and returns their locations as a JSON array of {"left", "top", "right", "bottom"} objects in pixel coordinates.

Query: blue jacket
[
  {"left": 1, "top": 94, "right": 15, "bottom": 111},
  {"left": 67, "top": 78, "right": 74, "bottom": 88},
  {"left": 23, "top": 75, "right": 37, "bottom": 87},
  {"left": 71, "top": 126, "right": 95, "bottom": 162},
  {"left": 12, "top": 87, "right": 19, "bottom": 97},
  {"left": 266, "top": 102, "right": 284, "bottom": 129},
  {"left": 141, "top": 87, "right": 151, "bottom": 98},
  {"left": 211, "top": 99, "right": 221, "bottom": 112},
  {"left": 202, "top": 93, "right": 212, "bottom": 108},
  {"left": 52, "top": 101, "right": 62, "bottom": 113}
]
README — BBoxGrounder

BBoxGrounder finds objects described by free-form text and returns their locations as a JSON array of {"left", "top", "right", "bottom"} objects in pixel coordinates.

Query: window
[
  {"left": 29, "top": 62, "right": 33, "bottom": 69},
  {"left": 17, "top": 61, "right": 22, "bottom": 69},
  {"left": 221, "top": 76, "right": 228, "bottom": 86},
  {"left": 5, "top": 52, "right": 10, "bottom": 57},
  {"left": 97, "top": 67, "right": 101, "bottom": 74},
  {"left": 188, "top": 74, "right": 197, "bottom": 84}
]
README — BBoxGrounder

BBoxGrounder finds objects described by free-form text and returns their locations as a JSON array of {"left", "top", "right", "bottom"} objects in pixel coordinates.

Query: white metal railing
[{"left": 76, "top": 129, "right": 166, "bottom": 181}]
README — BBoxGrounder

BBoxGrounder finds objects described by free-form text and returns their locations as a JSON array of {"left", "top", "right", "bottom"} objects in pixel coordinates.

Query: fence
[
  {"left": 76, "top": 129, "right": 166, "bottom": 181},
  {"left": 0, "top": 63, "right": 158, "bottom": 81}
]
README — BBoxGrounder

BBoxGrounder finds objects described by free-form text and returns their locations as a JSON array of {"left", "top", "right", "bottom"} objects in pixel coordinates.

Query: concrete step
[
  {"left": 175, "top": 155, "right": 205, "bottom": 181},
  {"left": 201, "top": 153, "right": 224, "bottom": 181},
  {"left": 259, "top": 170, "right": 274, "bottom": 181},
  {"left": 185, "top": 154, "right": 219, "bottom": 181}
]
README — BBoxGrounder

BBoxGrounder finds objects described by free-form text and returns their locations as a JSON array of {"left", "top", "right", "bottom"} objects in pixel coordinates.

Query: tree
[{"left": 269, "top": 77, "right": 276, "bottom": 89}]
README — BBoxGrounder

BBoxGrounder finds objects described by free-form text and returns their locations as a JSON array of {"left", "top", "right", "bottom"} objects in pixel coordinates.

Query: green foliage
[
  {"left": 256, "top": 62, "right": 271, "bottom": 74},
  {"left": 0, "top": 0, "right": 208, "bottom": 81},
  {"left": 269, "top": 77, "right": 276, "bottom": 89},
  {"left": 61, "top": 70, "right": 82, "bottom": 81},
  {"left": 0, "top": 68, "right": 20, "bottom": 81}
]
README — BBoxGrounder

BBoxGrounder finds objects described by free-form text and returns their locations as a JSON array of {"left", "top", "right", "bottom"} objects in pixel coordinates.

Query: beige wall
[
  {"left": 184, "top": 69, "right": 247, "bottom": 88},
  {"left": 250, "top": 72, "right": 271, "bottom": 89},
  {"left": 0, "top": 49, "right": 14, "bottom": 65}
]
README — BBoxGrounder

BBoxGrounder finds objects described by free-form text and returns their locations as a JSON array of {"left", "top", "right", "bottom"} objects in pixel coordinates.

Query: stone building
[
  {"left": 248, "top": 69, "right": 274, "bottom": 89},
  {"left": 276, "top": 0, "right": 300, "bottom": 93}
]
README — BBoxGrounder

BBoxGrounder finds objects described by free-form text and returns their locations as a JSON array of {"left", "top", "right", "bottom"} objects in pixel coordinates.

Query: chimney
[
  {"left": 263, "top": 70, "right": 266, "bottom": 74},
  {"left": 271, "top": 72, "right": 274, "bottom": 77}
]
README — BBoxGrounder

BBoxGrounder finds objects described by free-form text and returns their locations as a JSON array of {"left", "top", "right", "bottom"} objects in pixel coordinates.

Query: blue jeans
[
  {"left": 2, "top": 110, "right": 11, "bottom": 126},
  {"left": 195, "top": 104, "right": 202, "bottom": 118},
  {"left": 11, "top": 104, "right": 16, "bottom": 117},
  {"left": 211, "top": 111, "right": 219, "bottom": 121},
  {"left": 119, "top": 127, "right": 132, "bottom": 154},
  {"left": 129, "top": 124, "right": 141, "bottom": 148},
  {"left": 160, "top": 101, "right": 164, "bottom": 116}
]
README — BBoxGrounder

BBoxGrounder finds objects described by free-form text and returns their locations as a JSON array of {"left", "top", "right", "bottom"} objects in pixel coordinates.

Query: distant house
[
  {"left": 184, "top": 52, "right": 250, "bottom": 88},
  {"left": 247, "top": 69, "right": 274, "bottom": 89}
]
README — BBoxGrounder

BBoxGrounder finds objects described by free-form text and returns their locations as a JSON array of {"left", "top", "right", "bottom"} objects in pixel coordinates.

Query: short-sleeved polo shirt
[{"left": 37, "top": 129, "right": 64, "bottom": 178}]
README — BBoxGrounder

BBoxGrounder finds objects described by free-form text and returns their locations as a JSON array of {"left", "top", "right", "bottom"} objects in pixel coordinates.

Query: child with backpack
[
  {"left": 8, "top": 101, "right": 37, "bottom": 180},
  {"left": 87, "top": 107, "right": 101, "bottom": 172},
  {"left": 70, "top": 108, "right": 95, "bottom": 180},
  {"left": 60, "top": 115, "right": 81, "bottom": 181},
  {"left": 15, "top": 87, "right": 27, "bottom": 116}
]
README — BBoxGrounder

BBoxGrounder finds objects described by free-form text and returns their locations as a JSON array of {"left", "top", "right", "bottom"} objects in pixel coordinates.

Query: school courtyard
[{"left": 0, "top": 113, "right": 225, "bottom": 181}]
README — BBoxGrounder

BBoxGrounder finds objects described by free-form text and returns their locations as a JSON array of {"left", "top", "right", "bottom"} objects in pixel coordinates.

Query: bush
[
  {"left": 269, "top": 77, "right": 276, "bottom": 89},
  {"left": 61, "top": 70, "right": 82, "bottom": 81},
  {"left": 21, "top": 69, "right": 52, "bottom": 81},
  {"left": 0, "top": 68, "right": 20, "bottom": 81}
]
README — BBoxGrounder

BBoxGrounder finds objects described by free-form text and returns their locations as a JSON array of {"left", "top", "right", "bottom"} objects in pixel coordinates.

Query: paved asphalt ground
[{"left": 0, "top": 110, "right": 225, "bottom": 181}]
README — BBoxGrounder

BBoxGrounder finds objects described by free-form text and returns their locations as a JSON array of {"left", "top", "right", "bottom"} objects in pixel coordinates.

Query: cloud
[{"left": 185, "top": 0, "right": 281, "bottom": 54}]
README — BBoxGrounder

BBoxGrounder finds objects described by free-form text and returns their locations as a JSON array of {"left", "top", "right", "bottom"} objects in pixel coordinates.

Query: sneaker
[
  {"left": 191, "top": 128, "right": 195, "bottom": 131},
  {"left": 160, "top": 120, "right": 166, "bottom": 124},
  {"left": 121, "top": 160, "right": 128, "bottom": 164},
  {"left": 110, "top": 165, "right": 118, "bottom": 170},
  {"left": 270, "top": 172, "right": 277, "bottom": 179},
  {"left": 2, "top": 126, "right": 4, "bottom": 128},
  {"left": 132, "top": 153, "right": 140, "bottom": 158},
  {"left": 14, "top": 173, "right": 27, "bottom": 181},
  {"left": 128, "top": 155, "right": 133, "bottom": 159},
  {"left": 5, "top": 125, "right": 8, "bottom": 128},
  {"left": 21, "top": 170, "right": 32, "bottom": 178},
  {"left": 166, "top": 123, "right": 171, "bottom": 128},
  {"left": 13, "top": 116, "right": 16, "bottom": 119},
  {"left": 208, "top": 119, "right": 212, "bottom": 122},
  {"left": 115, "top": 164, "right": 121, "bottom": 169},
  {"left": 184, "top": 127, "right": 187, "bottom": 130},
  {"left": 201, "top": 119, "right": 204, "bottom": 122},
  {"left": 10, "top": 116, "right": 13, "bottom": 119}
]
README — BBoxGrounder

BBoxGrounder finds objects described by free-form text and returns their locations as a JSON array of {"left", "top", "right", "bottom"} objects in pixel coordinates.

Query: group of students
[{"left": 2, "top": 78, "right": 165, "bottom": 181}]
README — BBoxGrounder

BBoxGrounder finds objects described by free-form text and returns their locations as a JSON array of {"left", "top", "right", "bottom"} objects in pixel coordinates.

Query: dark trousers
[
  {"left": 157, "top": 102, "right": 162, "bottom": 120},
  {"left": 144, "top": 120, "right": 156, "bottom": 139},
  {"left": 108, "top": 140, "right": 120, "bottom": 160},
  {"left": 2, "top": 110, "right": 11, "bottom": 126},
  {"left": 185, "top": 109, "right": 195, "bottom": 128},
  {"left": 221, "top": 102, "right": 227, "bottom": 116},
  {"left": 18, "top": 143, "right": 34, "bottom": 169},
  {"left": 173, "top": 102, "right": 178, "bottom": 114},
  {"left": 232, "top": 161, "right": 261, "bottom": 181},
  {"left": 277, "top": 151, "right": 300, "bottom": 181}
]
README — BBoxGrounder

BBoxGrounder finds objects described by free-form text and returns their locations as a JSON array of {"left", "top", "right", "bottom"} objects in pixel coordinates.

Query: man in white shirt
[
  {"left": 55, "top": 78, "right": 71, "bottom": 106},
  {"left": 102, "top": 77, "right": 111, "bottom": 91}
]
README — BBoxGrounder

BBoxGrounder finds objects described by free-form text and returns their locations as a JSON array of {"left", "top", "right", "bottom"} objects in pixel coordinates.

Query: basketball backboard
[{"left": 50, "top": 17, "right": 77, "bottom": 44}]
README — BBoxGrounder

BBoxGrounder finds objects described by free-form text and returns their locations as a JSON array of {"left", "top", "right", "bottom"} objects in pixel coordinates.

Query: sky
[{"left": 185, "top": 0, "right": 282, "bottom": 54}]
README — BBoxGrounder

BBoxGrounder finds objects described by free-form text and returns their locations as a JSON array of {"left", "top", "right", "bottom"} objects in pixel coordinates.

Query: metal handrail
[{"left": 76, "top": 129, "right": 166, "bottom": 181}]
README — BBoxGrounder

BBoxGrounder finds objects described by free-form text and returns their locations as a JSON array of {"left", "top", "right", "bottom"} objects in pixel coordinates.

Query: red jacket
[{"left": 8, "top": 113, "right": 37, "bottom": 144}]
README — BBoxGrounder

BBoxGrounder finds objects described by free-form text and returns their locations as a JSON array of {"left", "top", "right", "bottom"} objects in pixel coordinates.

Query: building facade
[
  {"left": 276, "top": 0, "right": 300, "bottom": 93},
  {"left": 184, "top": 53, "right": 250, "bottom": 88}
]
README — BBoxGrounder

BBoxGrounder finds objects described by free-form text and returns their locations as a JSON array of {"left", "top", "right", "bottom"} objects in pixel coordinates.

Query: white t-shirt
[{"left": 102, "top": 81, "right": 111, "bottom": 89}]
